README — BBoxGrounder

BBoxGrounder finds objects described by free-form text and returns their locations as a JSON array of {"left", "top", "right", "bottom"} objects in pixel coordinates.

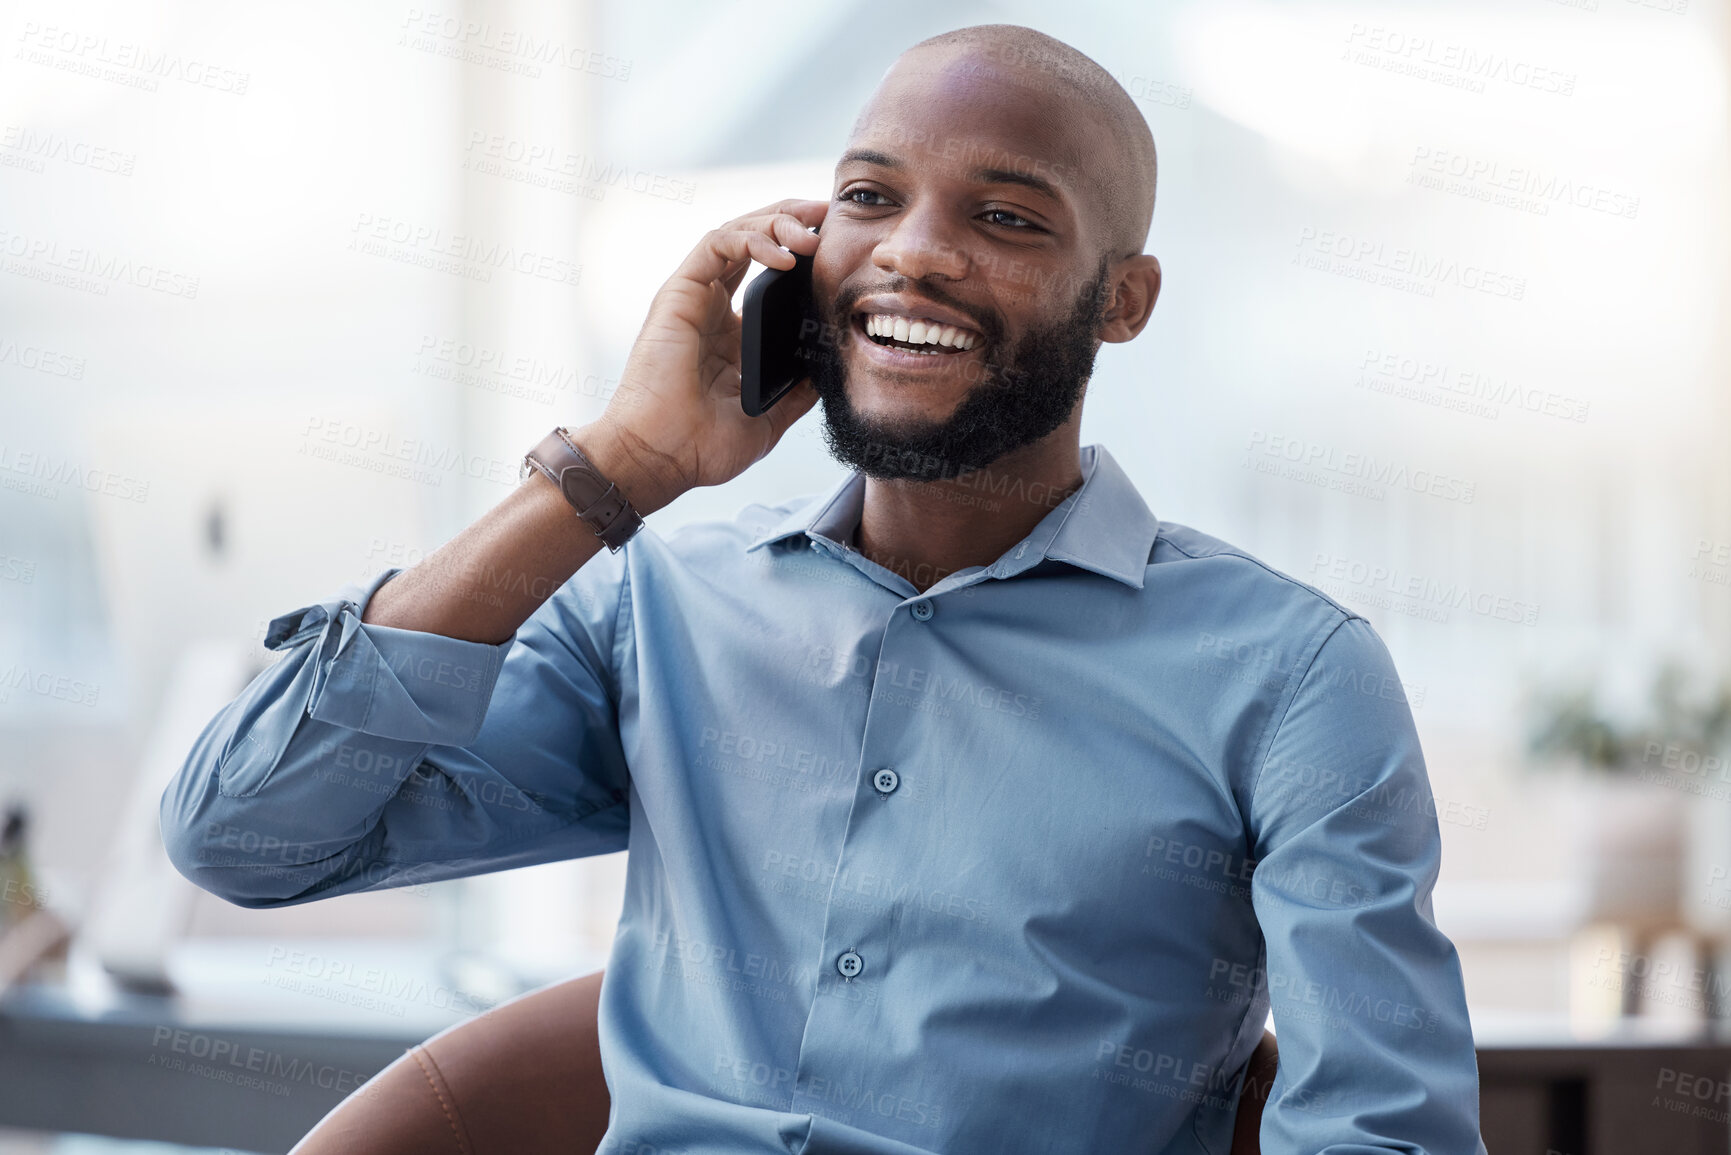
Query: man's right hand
[{"left": 571, "top": 197, "right": 830, "bottom": 517}]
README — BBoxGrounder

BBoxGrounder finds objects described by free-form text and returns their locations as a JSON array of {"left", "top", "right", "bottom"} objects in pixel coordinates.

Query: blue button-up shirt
[{"left": 160, "top": 443, "right": 1485, "bottom": 1154}]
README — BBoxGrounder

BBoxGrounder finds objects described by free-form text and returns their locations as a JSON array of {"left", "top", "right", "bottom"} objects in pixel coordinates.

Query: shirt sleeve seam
[
  {"left": 1159, "top": 535, "right": 1364, "bottom": 624},
  {"left": 1245, "top": 613, "right": 1353, "bottom": 809}
]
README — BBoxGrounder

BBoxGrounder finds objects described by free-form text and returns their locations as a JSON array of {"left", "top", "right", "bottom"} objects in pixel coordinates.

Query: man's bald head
[
  {"left": 856, "top": 24, "right": 1158, "bottom": 264},
  {"left": 811, "top": 25, "right": 1166, "bottom": 482}
]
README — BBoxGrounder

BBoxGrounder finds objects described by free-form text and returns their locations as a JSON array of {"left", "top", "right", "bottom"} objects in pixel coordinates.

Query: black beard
[{"left": 805, "top": 253, "right": 1113, "bottom": 483}]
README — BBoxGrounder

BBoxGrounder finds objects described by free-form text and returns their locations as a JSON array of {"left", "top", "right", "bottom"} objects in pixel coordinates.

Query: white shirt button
[
  {"left": 873, "top": 768, "right": 899, "bottom": 794},
  {"left": 836, "top": 950, "right": 864, "bottom": 978}
]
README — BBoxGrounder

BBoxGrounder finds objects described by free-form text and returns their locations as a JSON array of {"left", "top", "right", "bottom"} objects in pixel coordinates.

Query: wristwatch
[{"left": 519, "top": 426, "right": 645, "bottom": 551}]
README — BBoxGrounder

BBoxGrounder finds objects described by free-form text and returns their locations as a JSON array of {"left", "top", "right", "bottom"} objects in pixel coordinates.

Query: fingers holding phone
[
  {"left": 679, "top": 200, "right": 824, "bottom": 298},
  {"left": 588, "top": 199, "right": 827, "bottom": 508}
]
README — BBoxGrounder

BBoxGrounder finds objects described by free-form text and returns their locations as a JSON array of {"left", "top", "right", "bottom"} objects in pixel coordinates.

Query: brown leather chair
[{"left": 290, "top": 969, "right": 1278, "bottom": 1154}]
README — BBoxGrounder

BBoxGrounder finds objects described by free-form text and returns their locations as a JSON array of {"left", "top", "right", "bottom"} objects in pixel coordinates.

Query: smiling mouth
[{"left": 852, "top": 312, "right": 985, "bottom": 357}]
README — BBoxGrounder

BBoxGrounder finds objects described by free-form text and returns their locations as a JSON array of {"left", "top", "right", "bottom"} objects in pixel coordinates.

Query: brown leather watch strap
[{"left": 521, "top": 427, "right": 644, "bottom": 551}]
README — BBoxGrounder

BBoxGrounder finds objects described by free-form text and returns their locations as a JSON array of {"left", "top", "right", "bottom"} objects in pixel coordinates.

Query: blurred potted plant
[{"left": 1526, "top": 662, "right": 1731, "bottom": 936}]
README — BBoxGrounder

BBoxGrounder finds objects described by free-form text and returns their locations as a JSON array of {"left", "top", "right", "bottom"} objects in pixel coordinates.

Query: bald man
[{"left": 163, "top": 24, "right": 1486, "bottom": 1155}]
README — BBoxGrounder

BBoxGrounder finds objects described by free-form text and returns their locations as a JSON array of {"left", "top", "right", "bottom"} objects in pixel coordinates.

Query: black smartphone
[{"left": 739, "top": 244, "right": 818, "bottom": 417}]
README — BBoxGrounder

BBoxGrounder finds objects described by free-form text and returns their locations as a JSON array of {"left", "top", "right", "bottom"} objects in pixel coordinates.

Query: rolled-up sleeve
[
  {"left": 1247, "top": 616, "right": 1485, "bottom": 1154},
  {"left": 159, "top": 554, "right": 633, "bottom": 908}
]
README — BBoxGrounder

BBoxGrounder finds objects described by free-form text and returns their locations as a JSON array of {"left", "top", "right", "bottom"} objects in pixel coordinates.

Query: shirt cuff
[{"left": 264, "top": 566, "right": 516, "bottom": 747}]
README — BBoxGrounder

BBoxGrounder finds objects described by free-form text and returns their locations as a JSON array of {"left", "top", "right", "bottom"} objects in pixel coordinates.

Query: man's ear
[{"left": 1098, "top": 255, "right": 1162, "bottom": 343}]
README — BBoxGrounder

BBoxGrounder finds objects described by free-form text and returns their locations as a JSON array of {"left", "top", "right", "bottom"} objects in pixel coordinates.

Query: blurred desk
[
  {"left": 0, "top": 980, "right": 420, "bottom": 1152},
  {"left": 0, "top": 938, "right": 601, "bottom": 1153},
  {"left": 1477, "top": 1015, "right": 1731, "bottom": 1154}
]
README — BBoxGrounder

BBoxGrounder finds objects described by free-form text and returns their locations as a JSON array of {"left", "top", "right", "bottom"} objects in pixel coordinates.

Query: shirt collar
[
  {"left": 745, "top": 471, "right": 862, "bottom": 553},
  {"left": 745, "top": 444, "right": 1159, "bottom": 590}
]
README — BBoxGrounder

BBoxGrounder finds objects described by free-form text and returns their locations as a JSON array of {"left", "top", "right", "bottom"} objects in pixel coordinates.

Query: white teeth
[{"left": 862, "top": 313, "right": 980, "bottom": 351}]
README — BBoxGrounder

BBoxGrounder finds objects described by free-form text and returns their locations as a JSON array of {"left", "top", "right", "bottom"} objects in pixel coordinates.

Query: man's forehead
[{"left": 840, "top": 61, "right": 1093, "bottom": 207}]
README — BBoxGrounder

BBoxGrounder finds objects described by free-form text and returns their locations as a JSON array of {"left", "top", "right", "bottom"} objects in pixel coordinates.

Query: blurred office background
[{"left": 0, "top": 0, "right": 1727, "bottom": 1150}]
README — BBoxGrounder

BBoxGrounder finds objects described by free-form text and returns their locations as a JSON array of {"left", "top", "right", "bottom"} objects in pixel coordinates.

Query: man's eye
[
  {"left": 983, "top": 209, "right": 1034, "bottom": 229},
  {"left": 841, "top": 189, "right": 891, "bottom": 206}
]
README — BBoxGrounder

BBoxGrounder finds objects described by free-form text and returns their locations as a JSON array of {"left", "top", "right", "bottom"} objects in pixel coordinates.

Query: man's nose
[{"left": 872, "top": 207, "right": 970, "bottom": 281}]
